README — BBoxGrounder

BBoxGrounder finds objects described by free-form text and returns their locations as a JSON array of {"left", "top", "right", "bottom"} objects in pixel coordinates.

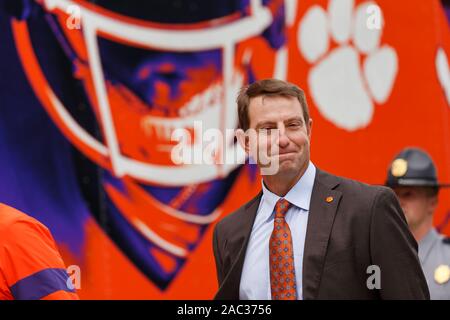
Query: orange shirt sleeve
[{"left": 0, "top": 209, "right": 79, "bottom": 300}]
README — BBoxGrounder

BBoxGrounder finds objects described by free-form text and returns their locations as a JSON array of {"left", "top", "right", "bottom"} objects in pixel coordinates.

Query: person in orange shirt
[{"left": 0, "top": 203, "right": 79, "bottom": 300}]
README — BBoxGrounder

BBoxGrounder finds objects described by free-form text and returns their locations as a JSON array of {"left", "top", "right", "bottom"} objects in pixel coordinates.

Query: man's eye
[{"left": 399, "top": 192, "right": 412, "bottom": 199}]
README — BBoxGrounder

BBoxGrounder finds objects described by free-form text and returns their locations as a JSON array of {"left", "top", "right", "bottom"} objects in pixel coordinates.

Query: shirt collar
[
  {"left": 260, "top": 161, "right": 316, "bottom": 222},
  {"left": 418, "top": 228, "right": 440, "bottom": 263}
]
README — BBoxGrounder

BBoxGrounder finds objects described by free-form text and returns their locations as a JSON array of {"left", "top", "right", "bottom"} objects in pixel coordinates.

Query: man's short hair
[{"left": 236, "top": 78, "right": 310, "bottom": 131}]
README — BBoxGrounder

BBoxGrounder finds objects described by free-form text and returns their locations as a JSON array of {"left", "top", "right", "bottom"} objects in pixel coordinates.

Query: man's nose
[{"left": 277, "top": 125, "right": 289, "bottom": 148}]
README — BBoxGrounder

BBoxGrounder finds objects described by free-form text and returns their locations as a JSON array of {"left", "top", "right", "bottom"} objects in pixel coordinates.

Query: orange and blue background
[{"left": 0, "top": 0, "right": 449, "bottom": 299}]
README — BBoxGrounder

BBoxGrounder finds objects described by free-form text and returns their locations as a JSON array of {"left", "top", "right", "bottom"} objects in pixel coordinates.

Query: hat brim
[{"left": 386, "top": 179, "right": 450, "bottom": 188}]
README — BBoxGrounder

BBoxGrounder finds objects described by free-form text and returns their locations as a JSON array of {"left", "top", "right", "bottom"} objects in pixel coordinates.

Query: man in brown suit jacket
[{"left": 212, "top": 79, "right": 429, "bottom": 300}]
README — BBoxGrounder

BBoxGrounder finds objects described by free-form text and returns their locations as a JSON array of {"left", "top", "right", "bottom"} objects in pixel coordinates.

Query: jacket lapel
[
  {"left": 302, "top": 169, "right": 342, "bottom": 299},
  {"left": 215, "top": 192, "right": 262, "bottom": 299}
]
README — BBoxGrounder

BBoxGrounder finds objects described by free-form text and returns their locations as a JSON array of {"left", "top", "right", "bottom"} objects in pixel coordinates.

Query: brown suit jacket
[{"left": 212, "top": 169, "right": 430, "bottom": 299}]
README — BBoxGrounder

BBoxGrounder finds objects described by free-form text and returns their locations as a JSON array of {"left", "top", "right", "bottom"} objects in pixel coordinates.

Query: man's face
[
  {"left": 393, "top": 187, "right": 438, "bottom": 229},
  {"left": 245, "top": 95, "right": 312, "bottom": 176}
]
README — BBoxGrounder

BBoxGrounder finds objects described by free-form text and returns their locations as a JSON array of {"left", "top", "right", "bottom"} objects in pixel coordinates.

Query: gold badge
[
  {"left": 326, "top": 196, "right": 333, "bottom": 203},
  {"left": 391, "top": 159, "right": 408, "bottom": 177},
  {"left": 434, "top": 265, "right": 450, "bottom": 285}
]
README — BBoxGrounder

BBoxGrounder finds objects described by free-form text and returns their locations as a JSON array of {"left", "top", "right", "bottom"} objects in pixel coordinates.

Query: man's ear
[
  {"left": 236, "top": 128, "right": 249, "bottom": 154},
  {"left": 307, "top": 118, "right": 313, "bottom": 138},
  {"left": 428, "top": 194, "right": 439, "bottom": 215}
]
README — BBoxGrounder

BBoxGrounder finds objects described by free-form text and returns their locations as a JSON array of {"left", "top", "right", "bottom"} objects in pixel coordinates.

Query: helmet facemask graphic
[{"left": 11, "top": 0, "right": 289, "bottom": 289}]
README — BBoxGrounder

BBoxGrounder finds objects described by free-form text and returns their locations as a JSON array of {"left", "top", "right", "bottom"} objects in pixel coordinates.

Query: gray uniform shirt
[{"left": 418, "top": 228, "right": 450, "bottom": 300}]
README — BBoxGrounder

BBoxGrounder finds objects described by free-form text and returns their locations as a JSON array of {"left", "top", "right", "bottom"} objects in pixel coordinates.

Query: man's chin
[
  {"left": 272, "top": 160, "right": 297, "bottom": 175},
  {"left": 405, "top": 217, "right": 420, "bottom": 230}
]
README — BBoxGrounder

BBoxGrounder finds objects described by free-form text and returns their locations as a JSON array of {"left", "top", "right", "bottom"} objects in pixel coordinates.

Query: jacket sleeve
[{"left": 369, "top": 187, "right": 430, "bottom": 299}]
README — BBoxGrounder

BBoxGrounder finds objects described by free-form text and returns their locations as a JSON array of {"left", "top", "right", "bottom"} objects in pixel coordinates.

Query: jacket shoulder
[
  {"left": 215, "top": 192, "right": 261, "bottom": 232},
  {"left": 318, "top": 169, "right": 393, "bottom": 198},
  {"left": 316, "top": 170, "right": 399, "bottom": 223}
]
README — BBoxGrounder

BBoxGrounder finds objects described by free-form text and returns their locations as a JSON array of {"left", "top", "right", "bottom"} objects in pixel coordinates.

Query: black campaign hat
[{"left": 386, "top": 147, "right": 450, "bottom": 188}]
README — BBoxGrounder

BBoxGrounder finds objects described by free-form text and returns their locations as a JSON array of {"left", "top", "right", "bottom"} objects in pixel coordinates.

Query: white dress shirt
[{"left": 239, "top": 162, "right": 316, "bottom": 300}]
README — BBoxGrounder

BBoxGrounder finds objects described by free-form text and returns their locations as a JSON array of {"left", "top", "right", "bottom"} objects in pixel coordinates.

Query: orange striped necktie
[{"left": 269, "top": 198, "right": 297, "bottom": 300}]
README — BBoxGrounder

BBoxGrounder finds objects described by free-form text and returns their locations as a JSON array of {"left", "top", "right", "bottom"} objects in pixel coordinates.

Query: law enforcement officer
[{"left": 386, "top": 147, "right": 450, "bottom": 299}]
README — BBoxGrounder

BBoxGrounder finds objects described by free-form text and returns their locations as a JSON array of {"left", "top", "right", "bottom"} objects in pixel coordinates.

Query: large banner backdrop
[{"left": 0, "top": 0, "right": 449, "bottom": 299}]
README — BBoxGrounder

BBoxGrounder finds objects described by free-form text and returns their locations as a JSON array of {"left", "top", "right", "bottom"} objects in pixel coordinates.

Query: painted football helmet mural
[
  {"left": 8, "top": 0, "right": 290, "bottom": 289},
  {"left": 2, "top": 0, "right": 450, "bottom": 299}
]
